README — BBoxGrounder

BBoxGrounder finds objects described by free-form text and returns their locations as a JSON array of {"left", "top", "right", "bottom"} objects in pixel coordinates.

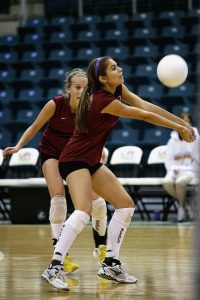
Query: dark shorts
[
  {"left": 40, "top": 152, "right": 59, "bottom": 166},
  {"left": 59, "top": 161, "right": 102, "bottom": 180}
]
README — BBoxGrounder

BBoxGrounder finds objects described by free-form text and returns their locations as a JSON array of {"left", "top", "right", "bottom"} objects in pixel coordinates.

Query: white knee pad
[
  {"left": 66, "top": 210, "right": 90, "bottom": 235},
  {"left": 49, "top": 195, "right": 67, "bottom": 224},
  {"left": 112, "top": 207, "right": 135, "bottom": 227},
  {"left": 92, "top": 198, "right": 107, "bottom": 219}
]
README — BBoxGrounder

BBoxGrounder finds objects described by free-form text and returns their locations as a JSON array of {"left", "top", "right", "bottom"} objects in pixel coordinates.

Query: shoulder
[{"left": 52, "top": 95, "right": 66, "bottom": 104}]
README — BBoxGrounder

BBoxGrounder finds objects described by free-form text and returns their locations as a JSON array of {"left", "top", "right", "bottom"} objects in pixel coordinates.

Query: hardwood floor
[{"left": 0, "top": 223, "right": 195, "bottom": 300}]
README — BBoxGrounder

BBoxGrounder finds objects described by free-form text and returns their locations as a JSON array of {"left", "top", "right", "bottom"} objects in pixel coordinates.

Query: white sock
[
  {"left": 51, "top": 223, "right": 64, "bottom": 241},
  {"left": 52, "top": 210, "right": 90, "bottom": 262},
  {"left": 106, "top": 207, "right": 135, "bottom": 260},
  {"left": 92, "top": 197, "right": 107, "bottom": 236}
]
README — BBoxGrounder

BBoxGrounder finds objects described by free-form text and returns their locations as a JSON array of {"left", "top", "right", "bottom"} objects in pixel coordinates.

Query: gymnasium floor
[{"left": 0, "top": 222, "right": 195, "bottom": 300}]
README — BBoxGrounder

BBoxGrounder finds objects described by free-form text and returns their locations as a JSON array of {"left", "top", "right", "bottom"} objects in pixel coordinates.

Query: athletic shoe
[
  {"left": 98, "top": 258, "right": 137, "bottom": 283},
  {"left": 93, "top": 245, "right": 106, "bottom": 265},
  {"left": 42, "top": 265, "right": 69, "bottom": 291},
  {"left": 63, "top": 255, "right": 79, "bottom": 274}
]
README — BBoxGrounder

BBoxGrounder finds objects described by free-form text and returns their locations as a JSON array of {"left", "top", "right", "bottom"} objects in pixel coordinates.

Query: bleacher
[{"left": 0, "top": 0, "right": 199, "bottom": 223}]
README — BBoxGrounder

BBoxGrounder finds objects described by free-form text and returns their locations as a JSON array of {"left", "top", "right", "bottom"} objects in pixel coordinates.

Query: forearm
[
  {"left": 16, "top": 125, "right": 39, "bottom": 149},
  {"left": 123, "top": 88, "right": 189, "bottom": 128}
]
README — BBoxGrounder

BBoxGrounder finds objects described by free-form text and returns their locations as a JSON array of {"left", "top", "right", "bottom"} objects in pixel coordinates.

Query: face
[
  {"left": 66, "top": 74, "right": 88, "bottom": 110},
  {"left": 100, "top": 59, "right": 124, "bottom": 87}
]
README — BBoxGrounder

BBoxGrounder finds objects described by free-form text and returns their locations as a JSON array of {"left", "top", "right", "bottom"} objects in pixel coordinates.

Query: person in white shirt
[{"left": 163, "top": 112, "right": 199, "bottom": 222}]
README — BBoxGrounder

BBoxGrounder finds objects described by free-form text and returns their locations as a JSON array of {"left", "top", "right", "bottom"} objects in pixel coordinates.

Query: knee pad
[
  {"left": 92, "top": 198, "right": 107, "bottom": 219},
  {"left": 49, "top": 195, "right": 67, "bottom": 224},
  {"left": 66, "top": 210, "right": 90, "bottom": 235},
  {"left": 112, "top": 207, "right": 135, "bottom": 227}
]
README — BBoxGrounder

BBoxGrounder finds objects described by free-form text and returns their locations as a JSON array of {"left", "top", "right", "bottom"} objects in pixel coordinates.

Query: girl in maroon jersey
[
  {"left": 3, "top": 68, "right": 108, "bottom": 274},
  {"left": 43, "top": 56, "right": 196, "bottom": 291}
]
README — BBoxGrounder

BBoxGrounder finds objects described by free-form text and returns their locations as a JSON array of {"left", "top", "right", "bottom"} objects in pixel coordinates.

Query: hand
[
  {"left": 178, "top": 126, "right": 196, "bottom": 143},
  {"left": 3, "top": 146, "right": 20, "bottom": 159}
]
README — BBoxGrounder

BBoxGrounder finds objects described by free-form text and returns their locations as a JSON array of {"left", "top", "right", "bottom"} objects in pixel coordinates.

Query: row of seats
[{"left": 0, "top": 145, "right": 167, "bottom": 179}]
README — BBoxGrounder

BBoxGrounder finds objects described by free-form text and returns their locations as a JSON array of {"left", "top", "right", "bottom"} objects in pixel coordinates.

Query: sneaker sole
[
  {"left": 45, "top": 276, "right": 70, "bottom": 291},
  {"left": 98, "top": 273, "right": 138, "bottom": 284}
]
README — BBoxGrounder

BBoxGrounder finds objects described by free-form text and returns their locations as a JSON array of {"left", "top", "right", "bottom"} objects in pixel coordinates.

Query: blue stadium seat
[
  {"left": 16, "top": 107, "right": 40, "bottom": 123},
  {"left": 0, "top": 35, "right": 18, "bottom": 46},
  {"left": 143, "top": 127, "right": 170, "bottom": 146},
  {"left": 135, "top": 63, "right": 157, "bottom": 77},
  {"left": 104, "top": 29, "right": 127, "bottom": 41},
  {"left": 0, "top": 89, "right": 14, "bottom": 102},
  {"left": 130, "top": 45, "right": 159, "bottom": 57},
  {"left": 49, "top": 31, "right": 70, "bottom": 43},
  {"left": 0, "top": 129, "right": 12, "bottom": 148},
  {"left": 22, "top": 50, "right": 44, "bottom": 63},
  {"left": 48, "top": 68, "right": 65, "bottom": 80},
  {"left": 49, "top": 48, "right": 71, "bottom": 61},
  {"left": 167, "top": 82, "right": 196, "bottom": 97},
  {"left": 108, "top": 129, "right": 139, "bottom": 146},
  {"left": 132, "top": 27, "right": 156, "bottom": 39},
  {"left": 18, "top": 88, "right": 43, "bottom": 102},
  {"left": 158, "top": 10, "right": 183, "bottom": 25},
  {"left": 104, "top": 45, "right": 128, "bottom": 58},
  {"left": 0, "top": 108, "right": 12, "bottom": 125},
  {"left": 103, "top": 13, "right": 128, "bottom": 27},
  {"left": 51, "top": 16, "right": 73, "bottom": 27},
  {"left": 172, "top": 104, "right": 196, "bottom": 118},
  {"left": 161, "top": 26, "right": 185, "bottom": 38},
  {"left": 137, "top": 83, "right": 164, "bottom": 100},
  {"left": 120, "top": 63, "right": 132, "bottom": 76},
  {"left": 77, "top": 30, "right": 100, "bottom": 41},
  {"left": 45, "top": 87, "right": 63, "bottom": 99},
  {"left": 23, "top": 33, "right": 42, "bottom": 45},
  {"left": 76, "top": 47, "right": 100, "bottom": 60},
  {"left": 0, "top": 51, "right": 17, "bottom": 63},
  {"left": 162, "top": 43, "right": 189, "bottom": 56},
  {"left": 25, "top": 18, "right": 46, "bottom": 31},
  {"left": 129, "top": 12, "right": 153, "bottom": 27},
  {"left": 0, "top": 68, "right": 15, "bottom": 83},
  {"left": 20, "top": 68, "right": 43, "bottom": 83}
]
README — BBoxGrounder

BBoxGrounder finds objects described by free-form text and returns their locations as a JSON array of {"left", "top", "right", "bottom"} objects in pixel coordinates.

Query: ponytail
[
  {"left": 76, "top": 86, "right": 90, "bottom": 133},
  {"left": 76, "top": 56, "right": 111, "bottom": 133}
]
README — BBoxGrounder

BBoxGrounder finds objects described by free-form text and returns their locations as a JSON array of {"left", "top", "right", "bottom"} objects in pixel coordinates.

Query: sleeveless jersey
[
  {"left": 39, "top": 96, "right": 75, "bottom": 157},
  {"left": 59, "top": 85, "right": 122, "bottom": 165}
]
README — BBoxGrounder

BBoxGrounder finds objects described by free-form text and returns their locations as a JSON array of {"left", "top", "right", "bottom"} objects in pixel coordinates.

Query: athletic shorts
[
  {"left": 40, "top": 152, "right": 59, "bottom": 166},
  {"left": 59, "top": 161, "right": 102, "bottom": 180}
]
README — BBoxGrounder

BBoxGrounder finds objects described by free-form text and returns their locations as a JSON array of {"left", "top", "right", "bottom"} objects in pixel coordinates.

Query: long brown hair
[{"left": 76, "top": 56, "right": 111, "bottom": 133}]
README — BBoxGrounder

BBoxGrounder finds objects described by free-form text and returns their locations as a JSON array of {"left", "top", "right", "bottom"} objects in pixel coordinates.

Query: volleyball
[{"left": 157, "top": 54, "right": 188, "bottom": 88}]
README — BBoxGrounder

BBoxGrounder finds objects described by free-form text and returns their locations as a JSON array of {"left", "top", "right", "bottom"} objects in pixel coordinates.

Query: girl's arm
[
  {"left": 121, "top": 84, "right": 195, "bottom": 135},
  {"left": 3, "top": 100, "right": 56, "bottom": 158},
  {"left": 101, "top": 99, "right": 195, "bottom": 143}
]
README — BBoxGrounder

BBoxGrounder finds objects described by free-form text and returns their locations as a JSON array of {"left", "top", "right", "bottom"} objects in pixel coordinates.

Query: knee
[
  {"left": 92, "top": 197, "right": 107, "bottom": 219},
  {"left": 113, "top": 207, "right": 135, "bottom": 226},
  {"left": 66, "top": 210, "right": 90, "bottom": 234},
  {"left": 49, "top": 195, "right": 67, "bottom": 224}
]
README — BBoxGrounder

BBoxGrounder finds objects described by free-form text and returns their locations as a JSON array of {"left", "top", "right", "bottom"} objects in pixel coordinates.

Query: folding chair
[
  {"left": 109, "top": 146, "right": 146, "bottom": 219},
  {"left": 7, "top": 148, "right": 40, "bottom": 178},
  {"left": 139, "top": 145, "right": 177, "bottom": 221}
]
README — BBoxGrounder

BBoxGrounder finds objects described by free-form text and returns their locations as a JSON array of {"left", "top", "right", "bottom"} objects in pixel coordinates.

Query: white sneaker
[
  {"left": 177, "top": 207, "right": 186, "bottom": 222},
  {"left": 98, "top": 258, "right": 137, "bottom": 284},
  {"left": 42, "top": 265, "right": 69, "bottom": 291}
]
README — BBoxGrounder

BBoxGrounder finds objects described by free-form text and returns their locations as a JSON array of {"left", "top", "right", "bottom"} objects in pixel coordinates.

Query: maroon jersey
[
  {"left": 39, "top": 96, "right": 75, "bottom": 157},
  {"left": 59, "top": 85, "right": 122, "bottom": 165}
]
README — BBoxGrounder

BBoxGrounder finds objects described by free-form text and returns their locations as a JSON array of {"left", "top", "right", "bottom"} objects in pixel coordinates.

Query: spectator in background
[{"left": 163, "top": 112, "right": 199, "bottom": 222}]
